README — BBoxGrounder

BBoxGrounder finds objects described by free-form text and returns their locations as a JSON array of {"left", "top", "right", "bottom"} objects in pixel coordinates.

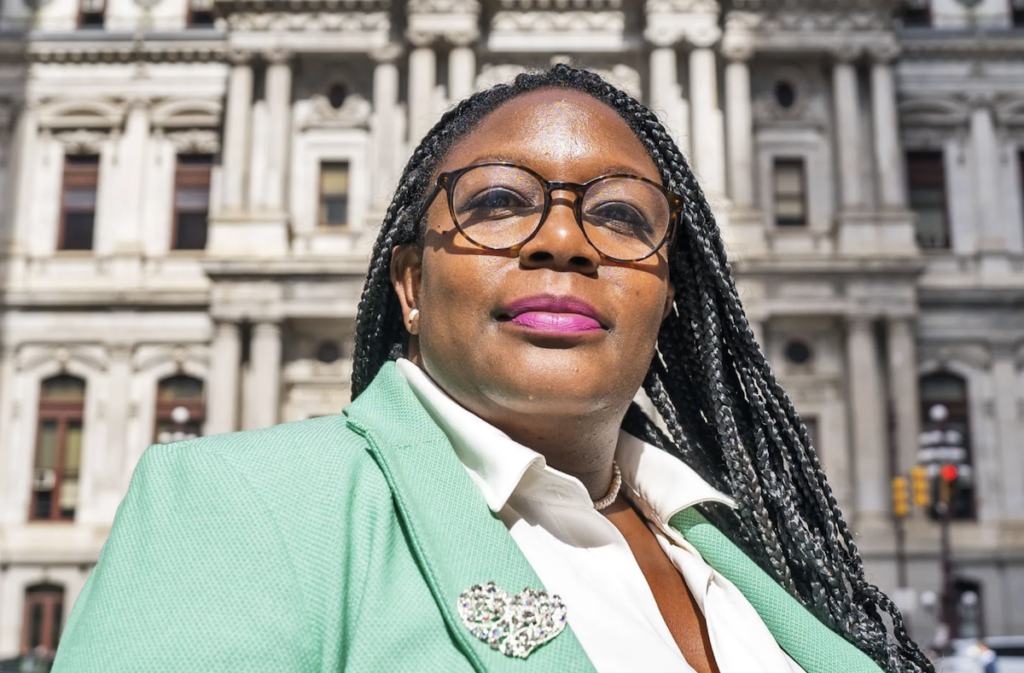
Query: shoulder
[{"left": 132, "top": 415, "right": 392, "bottom": 532}]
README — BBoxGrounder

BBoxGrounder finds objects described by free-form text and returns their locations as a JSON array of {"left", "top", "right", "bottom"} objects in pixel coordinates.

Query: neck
[{"left": 488, "top": 413, "right": 621, "bottom": 500}]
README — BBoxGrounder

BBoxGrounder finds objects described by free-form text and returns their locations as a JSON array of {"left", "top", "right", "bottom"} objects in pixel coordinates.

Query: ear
[
  {"left": 391, "top": 243, "right": 423, "bottom": 335},
  {"left": 662, "top": 281, "right": 676, "bottom": 322}
]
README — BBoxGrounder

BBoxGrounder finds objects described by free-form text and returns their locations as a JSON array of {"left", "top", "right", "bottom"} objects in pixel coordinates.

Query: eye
[
  {"left": 458, "top": 187, "right": 534, "bottom": 216},
  {"left": 585, "top": 201, "right": 656, "bottom": 239}
]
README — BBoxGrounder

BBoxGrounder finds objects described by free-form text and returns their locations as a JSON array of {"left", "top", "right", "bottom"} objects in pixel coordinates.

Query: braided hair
[{"left": 351, "top": 64, "right": 932, "bottom": 673}]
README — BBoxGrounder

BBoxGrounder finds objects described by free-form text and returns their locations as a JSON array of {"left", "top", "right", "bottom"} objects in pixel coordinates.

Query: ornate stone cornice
[
  {"left": 300, "top": 92, "right": 372, "bottom": 129},
  {"left": 53, "top": 128, "right": 110, "bottom": 153},
  {"left": 213, "top": 0, "right": 387, "bottom": 14},
  {"left": 898, "top": 32, "right": 1024, "bottom": 57},
  {"left": 492, "top": 10, "right": 623, "bottom": 35},
  {"left": 29, "top": 40, "right": 226, "bottom": 65},
  {"left": 226, "top": 11, "right": 388, "bottom": 32},
  {"left": 499, "top": 0, "right": 621, "bottom": 8},
  {"left": 165, "top": 128, "right": 221, "bottom": 153}
]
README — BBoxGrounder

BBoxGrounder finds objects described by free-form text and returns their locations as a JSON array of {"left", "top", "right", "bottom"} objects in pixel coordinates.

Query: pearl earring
[
  {"left": 409, "top": 309, "right": 420, "bottom": 321},
  {"left": 408, "top": 308, "right": 420, "bottom": 334}
]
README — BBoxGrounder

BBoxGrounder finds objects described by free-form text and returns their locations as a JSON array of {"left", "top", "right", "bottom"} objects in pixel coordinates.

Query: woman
[{"left": 53, "top": 66, "right": 931, "bottom": 673}]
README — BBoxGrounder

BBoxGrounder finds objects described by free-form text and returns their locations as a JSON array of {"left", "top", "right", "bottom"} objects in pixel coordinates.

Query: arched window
[
  {"left": 21, "top": 583, "right": 64, "bottom": 656},
  {"left": 919, "top": 372, "right": 975, "bottom": 519},
  {"left": 155, "top": 375, "right": 204, "bottom": 444},
  {"left": 31, "top": 376, "right": 86, "bottom": 521}
]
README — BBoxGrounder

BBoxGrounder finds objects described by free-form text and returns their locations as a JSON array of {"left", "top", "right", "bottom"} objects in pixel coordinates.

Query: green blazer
[{"left": 54, "top": 362, "right": 882, "bottom": 673}]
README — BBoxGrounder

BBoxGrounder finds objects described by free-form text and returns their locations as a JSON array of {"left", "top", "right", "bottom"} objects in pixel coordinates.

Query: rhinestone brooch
[{"left": 457, "top": 582, "right": 568, "bottom": 658}]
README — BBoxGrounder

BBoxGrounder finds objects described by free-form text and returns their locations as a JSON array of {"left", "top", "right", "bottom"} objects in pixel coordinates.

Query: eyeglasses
[{"left": 419, "top": 162, "right": 684, "bottom": 262}]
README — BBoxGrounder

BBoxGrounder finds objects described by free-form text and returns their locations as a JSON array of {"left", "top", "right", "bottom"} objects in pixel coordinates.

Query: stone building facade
[{"left": 0, "top": 0, "right": 1022, "bottom": 659}]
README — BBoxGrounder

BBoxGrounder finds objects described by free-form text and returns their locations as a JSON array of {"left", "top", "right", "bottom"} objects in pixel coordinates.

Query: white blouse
[{"left": 397, "top": 359, "right": 805, "bottom": 673}]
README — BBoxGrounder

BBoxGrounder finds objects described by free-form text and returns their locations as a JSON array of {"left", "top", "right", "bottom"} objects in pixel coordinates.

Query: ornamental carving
[
  {"left": 166, "top": 129, "right": 221, "bottom": 153},
  {"left": 302, "top": 93, "right": 372, "bottom": 129},
  {"left": 751, "top": 65, "right": 828, "bottom": 128},
  {"left": 491, "top": 10, "right": 623, "bottom": 33},
  {"left": 645, "top": 0, "right": 717, "bottom": 11},
  {"left": 898, "top": 96, "right": 970, "bottom": 126},
  {"left": 53, "top": 129, "right": 110, "bottom": 154},
  {"left": 408, "top": 0, "right": 479, "bottom": 13},
  {"left": 499, "top": 0, "right": 621, "bottom": 8},
  {"left": 226, "top": 11, "right": 389, "bottom": 32},
  {"left": 731, "top": 8, "right": 890, "bottom": 33}
]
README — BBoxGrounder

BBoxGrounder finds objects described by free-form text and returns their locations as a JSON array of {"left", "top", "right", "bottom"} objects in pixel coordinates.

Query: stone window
[
  {"left": 187, "top": 0, "right": 215, "bottom": 27},
  {"left": 900, "top": 0, "right": 931, "bottom": 27},
  {"left": 919, "top": 372, "right": 975, "bottom": 520},
  {"left": 906, "top": 150, "right": 949, "bottom": 249},
  {"left": 319, "top": 162, "right": 350, "bottom": 227},
  {"left": 21, "top": 583, "right": 64, "bottom": 656},
  {"left": 155, "top": 375, "right": 204, "bottom": 444},
  {"left": 1013, "top": 0, "right": 1024, "bottom": 27},
  {"left": 772, "top": 158, "right": 807, "bottom": 227},
  {"left": 31, "top": 376, "right": 86, "bottom": 522},
  {"left": 173, "top": 154, "right": 212, "bottom": 251},
  {"left": 59, "top": 155, "right": 99, "bottom": 251},
  {"left": 77, "top": 0, "right": 105, "bottom": 28},
  {"left": 784, "top": 339, "right": 813, "bottom": 365}
]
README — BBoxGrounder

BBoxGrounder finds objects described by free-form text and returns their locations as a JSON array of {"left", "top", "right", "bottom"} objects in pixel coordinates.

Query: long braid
[{"left": 351, "top": 64, "right": 933, "bottom": 673}]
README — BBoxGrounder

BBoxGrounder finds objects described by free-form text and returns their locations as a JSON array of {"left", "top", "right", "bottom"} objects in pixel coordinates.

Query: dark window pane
[
  {"left": 320, "top": 162, "right": 350, "bottom": 227},
  {"left": 906, "top": 151, "right": 948, "bottom": 249},
  {"left": 52, "top": 599, "right": 64, "bottom": 648},
  {"left": 34, "top": 490, "right": 52, "bottom": 520},
  {"left": 175, "top": 213, "right": 208, "bottom": 250},
  {"left": 62, "top": 213, "right": 95, "bottom": 250},
  {"left": 188, "top": 9, "right": 215, "bottom": 25},
  {"left": 65, "top": 155, "right": 99, "bottom": 167},
  {"left": 29, "top": 603, "right": 43, "bottom": 649},
  {"left": 41, "top": 376, "right": 85, "bottom": 400},
  {"left": 158, "top": 376, "right": 204, "bottom": 401},
  {"left": 62, "top": 188, "right": 96, "bottom": 209},
  {"left": 773, "top": 158, "right": 807, "bottom": 227}
]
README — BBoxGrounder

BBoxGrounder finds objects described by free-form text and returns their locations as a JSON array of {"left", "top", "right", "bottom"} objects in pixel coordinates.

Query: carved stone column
[
  {"left": 264, "top": 50, "right": 293, "bottom": 214},
  {"left": 408, "top": 37, "right": 438, "bottom": 146},
  {"left": 221, "top": 53, "right": 253, "bottom": 213},
  {"left": 448, "top": 34, "right": 477, "bottom": 103},
  {"left": 115, "top": 100, "right": 150, "bottom": 253},
  {"left": 724, "top": 45, "right": 754, "bottom": 211},
  {"left": 885, "top": 317, "right": 920, "bottom": 477},
  {"left": 832, "top": 48, "right": 864, "bottom": 211},
  {"left": 7, "top": 101, "right": 38, "bottom": 254},
  {"left": 372, "top": 44, "right": 403, "bottom": 211},
  {"left": 206, "top": 321, "right": 241, "bottom": 436},
  {"left": 869, "top": 46, "right": 906, "bottom": 210},
  {"left": 970, "top": 98, "right": 1005, "bottom": 252},
  {"left": 100, "top": 345, "right": 133, "bottom": 491},
  {"left": 688, "top": 39, "right": 726, "bottom": 199},
  {"left": 244, "top": 321, "right": 282, "bottom": 431},
  {"left": 845, "top": 316, "right": 888, "bottom": 529}
]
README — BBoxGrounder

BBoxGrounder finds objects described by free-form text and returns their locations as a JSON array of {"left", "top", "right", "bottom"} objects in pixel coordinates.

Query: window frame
[
  {"left": 153, "top": 375, "right": 205, "bottom": 444},
  {"left": 919, "top": 371, "right": 976, "bottom": 520},
  {"left": 318, "top": 161, "right": 351, "bottom": 229},
  {"left": 58, "top": 154, "right": 100, "bottom": 252},
  {"left": 21, "top": 583, "right": 65, "bottom": 656},
  {"left": 186, "top": 0, "right": 216, "bottom": 27},
  {"left": 900, "top": 0, "right": 931, "bottom": 27},
  {"left": 77, "top": 0, "right": 105, "bottom": 28},
  {"left": 29, "top": 376, "right": 86, "bottom": 523},
  {"left": 171, "top": 154, "right": 213, "bottom": 251},
  {"left": 772, "top": 157, "right": 808, "bottom": 227},
  {"left": 906, "top": 150, "right": 951, "bottom": 250}
]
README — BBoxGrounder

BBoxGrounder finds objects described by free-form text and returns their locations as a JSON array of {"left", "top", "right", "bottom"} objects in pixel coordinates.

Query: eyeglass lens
[{"left": 450, "top": 165, "right": 671, "bottom": 260}]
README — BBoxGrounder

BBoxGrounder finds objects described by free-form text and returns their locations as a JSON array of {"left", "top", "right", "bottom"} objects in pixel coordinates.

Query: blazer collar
[{"left": 344, "top": 362, "right": 597, "bottom": 673}]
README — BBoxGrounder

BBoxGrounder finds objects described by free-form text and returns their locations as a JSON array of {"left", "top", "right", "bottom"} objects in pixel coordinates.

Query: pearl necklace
[{"left": 592, "top": 461, "right": 622, "bottom": 511}]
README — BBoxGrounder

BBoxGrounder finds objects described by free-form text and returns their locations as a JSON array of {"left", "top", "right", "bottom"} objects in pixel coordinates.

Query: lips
[{"left": 501, "top": 295, "right": 605, "bottom": 334}]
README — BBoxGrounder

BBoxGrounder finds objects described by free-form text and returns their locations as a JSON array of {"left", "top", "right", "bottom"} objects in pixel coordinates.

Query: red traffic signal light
[{"left": 940, "top": 464, "right": 959, "bottom": 482}]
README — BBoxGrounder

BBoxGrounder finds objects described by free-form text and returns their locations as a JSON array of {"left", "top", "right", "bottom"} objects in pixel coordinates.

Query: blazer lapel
[
  {"left": 344, "top": 362, "right": 597, "bottom": 673},
  {"left": 669, "top": 508, "right": 884, "bottom": 673}
]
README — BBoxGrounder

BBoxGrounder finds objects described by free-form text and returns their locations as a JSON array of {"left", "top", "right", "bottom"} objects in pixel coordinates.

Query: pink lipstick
[{"left": 502, "top": 296, "right": 605, "bottom": 334}]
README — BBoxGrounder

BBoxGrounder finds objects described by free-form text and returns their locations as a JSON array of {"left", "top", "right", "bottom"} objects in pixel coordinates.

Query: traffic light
[
  {"left": 892, "top": 476, "right": 909, "bottom": 518},
  {"left": 911, "top": 465, "right": 931, "bottom": 508},
  {"left": 939, "top": 464, "right": 958, "bottom": 506}
]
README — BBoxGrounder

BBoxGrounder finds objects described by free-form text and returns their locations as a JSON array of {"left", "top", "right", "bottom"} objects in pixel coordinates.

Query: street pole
[{"left": 938, "top": 469, "right": 957, "bottom": 639}]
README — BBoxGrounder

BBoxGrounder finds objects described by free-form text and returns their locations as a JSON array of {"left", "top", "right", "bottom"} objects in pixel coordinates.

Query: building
[{"left": 0, "top": 0, "right": 1022, "bottom": 659}]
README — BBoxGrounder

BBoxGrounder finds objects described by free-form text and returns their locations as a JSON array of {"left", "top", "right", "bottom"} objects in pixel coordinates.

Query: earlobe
[{"left": 391, "top": 244, "right": 423, "bottom": 334}]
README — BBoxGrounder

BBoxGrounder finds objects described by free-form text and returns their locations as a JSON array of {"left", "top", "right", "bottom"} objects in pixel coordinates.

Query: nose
[{"left": 517, "top": 190, "right": 601, "bottom": 274}]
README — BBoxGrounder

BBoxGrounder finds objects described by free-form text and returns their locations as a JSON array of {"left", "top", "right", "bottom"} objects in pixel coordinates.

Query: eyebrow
[{"left": 466, "top": 154, "right": 649, "bottom": 178}]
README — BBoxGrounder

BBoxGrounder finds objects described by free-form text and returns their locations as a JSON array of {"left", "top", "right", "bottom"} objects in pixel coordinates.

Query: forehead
[{"left": 440, "top": 89, "right": 661, "bottom": 184}]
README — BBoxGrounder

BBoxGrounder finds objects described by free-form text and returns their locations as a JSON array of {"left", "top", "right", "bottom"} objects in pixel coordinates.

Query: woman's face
[{"left": 392, "top": 89, "right": 675, "bottom": 429}]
